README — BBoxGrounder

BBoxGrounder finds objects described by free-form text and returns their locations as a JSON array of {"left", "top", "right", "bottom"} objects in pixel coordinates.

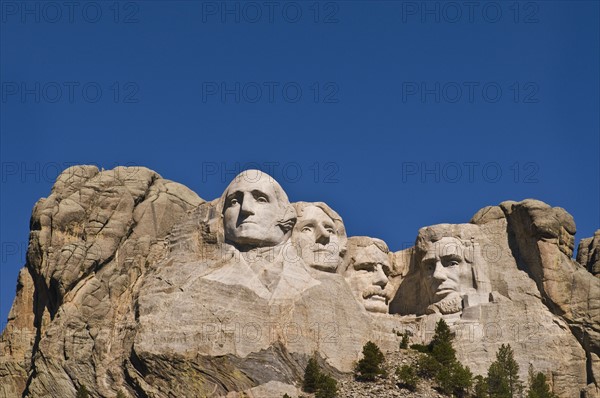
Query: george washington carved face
[{"left": 222, "top": 170, "right": 295, "bottom": 251}]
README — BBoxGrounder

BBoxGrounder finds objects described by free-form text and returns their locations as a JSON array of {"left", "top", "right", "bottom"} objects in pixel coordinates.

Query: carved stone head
[
  {"left": 415, "top": 224, "right": 491, "bottom": 315},
  {"left": 221, "top": 170, "right": 295, "bottom": 251},
  {"left": 292, "top": 202, "right": 347, "bottom": 272},
  {"left": 342, "top": 237, "right": 392, "bottom": 314}
]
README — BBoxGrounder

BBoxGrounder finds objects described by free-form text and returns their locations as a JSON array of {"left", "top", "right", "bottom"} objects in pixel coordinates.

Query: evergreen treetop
[
  {"left": 527, "top": 364, "right": 558, "bottom": 398},
  {"left": 487, "top": 344, "right": 523, "bottom": 398},
  {"left": 354, "top": 341, "right": 386, "bottom": 382},
  {"left": 303, "top": 356, "right": 321, "bottom": 393}
]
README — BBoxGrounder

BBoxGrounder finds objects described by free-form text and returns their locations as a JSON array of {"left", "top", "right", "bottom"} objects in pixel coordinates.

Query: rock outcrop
[
  {"left": 578, "top": 230, "right": 600, "bottom": 276},
  {"left": 392, "top": 210, "right": 589, "bottom": 397},
  {"left": 497, "top": 200, "right": 600, "bottom": 397},
  {"left": 0, "top": 166, "right": 598, "bottom": 398},
  {"left": 1, "top": 166, "right": 203, "bottom": 398}
]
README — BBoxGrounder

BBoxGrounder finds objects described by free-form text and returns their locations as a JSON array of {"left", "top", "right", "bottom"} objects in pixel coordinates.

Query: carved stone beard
[{"left": 426, "top": 292, "right": 463, "bottom": 315}]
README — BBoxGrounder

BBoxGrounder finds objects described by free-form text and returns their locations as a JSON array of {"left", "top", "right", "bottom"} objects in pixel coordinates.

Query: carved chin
[
  {"left": 363, "top": 297, "right": 389, "bottom": 313},
  {"left": 426, "top": 294, "right": 463, "bottom": 315},
  {"left": 229, "top": 226, "right": 285, "bottom": 247}
]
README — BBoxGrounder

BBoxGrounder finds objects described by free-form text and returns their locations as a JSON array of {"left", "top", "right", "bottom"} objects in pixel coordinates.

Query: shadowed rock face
[
  {"left": 1, "top": 168, "right": 598, "bottom": 398},
  {"left": 578, "top": 230, "right": 600, "bottom": 276},
  {"left": 493, "top": 200, "right": 600, "bottom": 397}
]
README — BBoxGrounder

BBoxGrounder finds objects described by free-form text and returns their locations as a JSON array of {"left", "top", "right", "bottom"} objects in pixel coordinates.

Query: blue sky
[{"left": 1, "top": 0, "right": 599, "bottom": 326}]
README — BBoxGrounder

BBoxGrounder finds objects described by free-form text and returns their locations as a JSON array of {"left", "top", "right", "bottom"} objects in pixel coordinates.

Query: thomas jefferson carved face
[
  {"left": 292, "top": 205, "right": 342, "bottom": 272},
  {"left": 222, "top": 170, "right": 293, "bottom": 250},
  {"left": 421, "top": 237, "right": 474, "bottom": 314},
  {"left": 343, "top": 239, "right": 392, "bottom": 314}
]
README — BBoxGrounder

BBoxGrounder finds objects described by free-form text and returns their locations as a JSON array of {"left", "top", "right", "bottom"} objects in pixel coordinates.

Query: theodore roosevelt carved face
[{"left": 342, "top": 237, "right": 392, "bottom": 314}]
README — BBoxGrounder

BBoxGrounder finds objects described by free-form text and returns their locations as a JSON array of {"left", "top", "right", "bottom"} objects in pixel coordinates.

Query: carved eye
[
  {"left": 229, "top": 198, "right": 239, "bottom": 206},
  {"left": 256, "top": 196, "right": 268, "bottom": 203},
  {"left": 302, "top": 226, "right": 313, "bottom": 233},
  {"left": 383, "top": 265, "right": 391, "bottom": 275},
  {"left": 326, "top": 227, "right": 335, "bottom": 234},
  {"left": 446, "top": 260, "right": 459, "bottom": 267},
  {"left": 355, "top": 263, "right": 375, "bottom": 272},
  {"left": 424, "top": 261, "right": 438, "bottom": 273}
]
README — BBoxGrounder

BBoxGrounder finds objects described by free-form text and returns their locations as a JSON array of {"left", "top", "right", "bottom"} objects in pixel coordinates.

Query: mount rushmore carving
[{"left": 0, "top": 166, "right": 598, "bottom": 398}]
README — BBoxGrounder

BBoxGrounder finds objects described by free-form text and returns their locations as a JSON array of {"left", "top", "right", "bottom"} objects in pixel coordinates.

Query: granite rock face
[
  {"left": 497, "top": 200, "right": 600, "bottom": 397},
  {"left": 391, "top": 213, "right": 589, "bottom": 397},
  {"left": 0, "top": 167, "right": 598, "bottom": 398},
  {"left": 0, "top": 166, "right": 203, "bottom": 398},
  {"left": 578, "top": 230, "right": 600, "bottom": 276}
]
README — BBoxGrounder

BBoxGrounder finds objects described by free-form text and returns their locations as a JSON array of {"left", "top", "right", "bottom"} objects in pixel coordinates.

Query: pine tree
[
  {"left": 436, "top": 361, "right": 473, "bottom": 397},
  {"left": 416, "top": 353, "right": 441, "bottom": 379},
  {"left": 303, "top": 356, "right": 321, "bottom": 393},
  {"left": 431, "top": 318, "right": 453, "bottom": 347},
  {"left": 527, "top": 365, "right": 558, "bottom": 398},
  {"left": 474, "top": 375, "right": 490, "bottom": 398},
  {"left": 488, "top": 344, "right": 523, "bottom": 398},
  {"left": 354, "top": 341, "right": 386, "bottom": 381},
  {"left": 437, "top": 366, "right": 454, "bottom": 395},
  {"left": 396, "top": 365, "right": 417, "bottom": 391},
  {"left": 315, "top": 374, "right": 338, "bottom": 398},
  {"left": 430, "top": 318, "right": 456, "bottom": 366},
  {"left": 488, "top": 360, "right": 510, "bottom": 398},
  {"left": 413, "top": 319, "right": 473, "bottom": 396},
  {"left": 76, "top": 385, "right": 90, "bottom": 398},
  {"left": 451, "top": 362, "right": 474, "bottom": 397},
  {"left": 303, "top": 354, "right": 338, "bottom": 397},
  {"left": 400, "top": 331, "right": 410, "bottom": 349}
]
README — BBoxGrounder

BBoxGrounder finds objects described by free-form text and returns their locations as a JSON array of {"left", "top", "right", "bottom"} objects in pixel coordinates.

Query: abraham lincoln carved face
[
  {"left": 415, "top": 224, "right": 492, "bottom": 315},
  {"left": 421, "top": 237, "right": 474, "bottom": 314}
]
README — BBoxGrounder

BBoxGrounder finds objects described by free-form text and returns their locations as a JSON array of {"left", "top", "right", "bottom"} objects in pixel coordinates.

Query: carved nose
[
  {"left": 432, "top": 261, "right": 447, "bottom": 281},
  {"left": 372, "top": 264, "right": 388, "bottom": 288},
  {"left": 315, "top": 225, "right": 331, "bottom": 245},
  {"left": 239, "top": 193, "right": 256, "bottom": 216}
]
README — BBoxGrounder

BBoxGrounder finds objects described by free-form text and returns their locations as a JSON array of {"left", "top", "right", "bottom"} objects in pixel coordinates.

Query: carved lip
[
  {"left": 435, "top": 288, "right": 456, "bottom": 297},
  {"left": 364, "top": 294, "right": 388, "bottom": 304}
]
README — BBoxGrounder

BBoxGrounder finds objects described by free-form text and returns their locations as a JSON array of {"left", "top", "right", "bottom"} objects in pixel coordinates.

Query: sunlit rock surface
[{"left": 1, "top": 167, "right": 598, "bottom": 397}]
